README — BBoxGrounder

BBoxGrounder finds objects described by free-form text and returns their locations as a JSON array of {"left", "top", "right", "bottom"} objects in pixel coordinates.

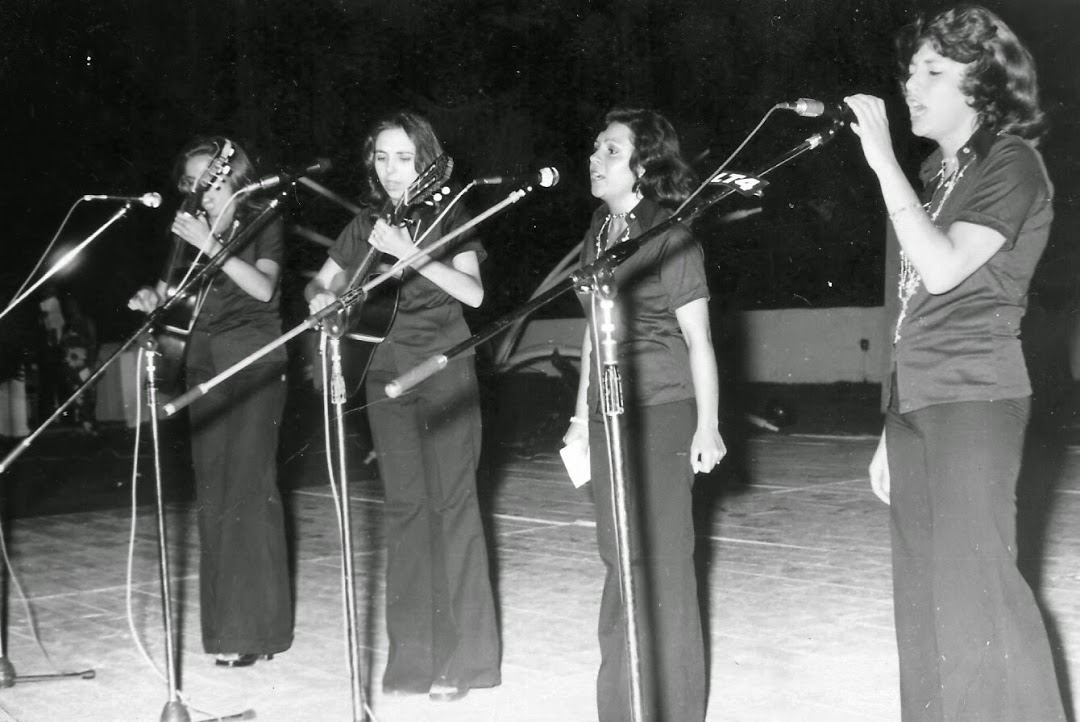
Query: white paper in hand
[{"left": 559, "top": 441, "right": 591, "bottom": 488}]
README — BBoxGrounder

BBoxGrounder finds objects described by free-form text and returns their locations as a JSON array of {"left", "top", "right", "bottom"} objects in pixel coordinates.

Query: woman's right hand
[
  {"left": 844, "top": 94, "right": 900, "bottom": 176},
  {"left": 127, "top": 286, "right": 161, "bottom": 314},
  {"left": 307, "top": 290, "right": 338, "bottom": 314}
]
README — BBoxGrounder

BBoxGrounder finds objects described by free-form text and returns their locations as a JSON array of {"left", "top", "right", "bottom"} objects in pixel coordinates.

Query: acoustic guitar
[
  {"left": 337, "top": 154, "right": 454, "bottom": 398},
  {"left": 154, "top": 140, "right": 236, "bottom": 393}
]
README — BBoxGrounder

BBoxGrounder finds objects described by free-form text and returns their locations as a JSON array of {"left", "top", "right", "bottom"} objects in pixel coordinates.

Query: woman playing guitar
[
  {"left": 127, "top": 137, "right": 292, "bottom": 668},
  {"left": 305, "top": 111, "right": 499, "bottom": 701}
]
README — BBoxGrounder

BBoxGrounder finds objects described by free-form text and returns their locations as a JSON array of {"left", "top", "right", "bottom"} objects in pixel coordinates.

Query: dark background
[{"left": 0, "top": 0, "right": 1076, "bottom": 345}]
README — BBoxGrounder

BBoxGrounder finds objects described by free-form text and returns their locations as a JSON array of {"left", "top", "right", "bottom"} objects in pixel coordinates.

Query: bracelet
[
  {"left": 888, "top": 203, "right": 921, "bottom": 221},
  {"left": 569, "top": 416, "right": 588, "bottom": 425}
]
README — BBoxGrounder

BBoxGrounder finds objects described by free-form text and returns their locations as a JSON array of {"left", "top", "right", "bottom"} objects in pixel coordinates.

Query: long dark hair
[
  {"left": 896, "top": 5, "right": 1046, "bottom": 142},
  {"left": 603, "top": 108, "right": 697, "bottom": 207},
  {"left": 172, "top": 136, "right": 264, "bottom": 218},
  {"left": 360, "top": 111, "right": 444, "bottom": 207}
]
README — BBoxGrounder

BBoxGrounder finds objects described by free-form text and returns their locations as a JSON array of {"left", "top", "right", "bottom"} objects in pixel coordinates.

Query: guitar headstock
[
  {"left": 197, "top": 139, "right": 236, "bottom": 193},
  {"left": 389, "top": 154, "right": 454, "bottom": 225}
]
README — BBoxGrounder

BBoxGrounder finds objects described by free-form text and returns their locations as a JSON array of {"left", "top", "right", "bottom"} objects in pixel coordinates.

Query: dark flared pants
[
  {"left": 886, "top": 396, "right": 1065, "bottom": 721},
  {"left": 589, "top": 399, "right": 705, "bottom": 722},
  {"left": 188, "top": 361, "right": 293, "bottom": 656},
  {"left": 366, "top": 357, "right": 500, "bottom": 692}
]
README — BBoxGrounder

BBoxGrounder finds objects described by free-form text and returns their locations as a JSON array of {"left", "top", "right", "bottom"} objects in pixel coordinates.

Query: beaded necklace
[
  {"left": 595, "top": 211, "right": 631, "bottom": 257},
  {"left": 893, "top": 156, "right": 972, "bottom": 343}
]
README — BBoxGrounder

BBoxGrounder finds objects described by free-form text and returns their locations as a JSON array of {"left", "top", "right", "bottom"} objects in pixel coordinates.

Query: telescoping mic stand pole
[
  {"left": 323, "top": 323, "right": 369, "bottom": 722},
  {"left": 582, "top": 266, "right": 646, "bottom": 721}
]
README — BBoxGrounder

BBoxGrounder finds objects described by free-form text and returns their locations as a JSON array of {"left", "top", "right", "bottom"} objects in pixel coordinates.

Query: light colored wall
[
  {"left": 509, "top": 307, "right": 886, "bottom": 383},
  {"left": 739, "top": 307, "right": 885, "bottom": 383}
]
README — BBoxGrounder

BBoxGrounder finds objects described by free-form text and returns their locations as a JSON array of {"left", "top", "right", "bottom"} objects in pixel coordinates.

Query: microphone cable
[{"left": 676, "top": 104, "right": 785, "bottom": 215}]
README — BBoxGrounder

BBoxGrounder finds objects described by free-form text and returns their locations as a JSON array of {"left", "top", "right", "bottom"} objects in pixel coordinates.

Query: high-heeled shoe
[
  {"left": 214, "top": 653, "right": 274, "bottom": 668},
  {"left": 428, "top": 677, "right": 468, "bottom": 702}
]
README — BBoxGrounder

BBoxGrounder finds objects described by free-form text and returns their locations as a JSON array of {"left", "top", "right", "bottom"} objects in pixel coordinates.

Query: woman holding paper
[{"left": 562, "top": 107, "right": 725, "bottom": 722}]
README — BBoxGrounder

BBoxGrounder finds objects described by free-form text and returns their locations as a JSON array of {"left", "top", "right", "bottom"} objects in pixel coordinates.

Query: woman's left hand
[
  {"left": 171, "top": 212, "right": 215, "bottom": 253},
  {"left": 369, "top": 218, "right": 415, "bottom": 260},
  {"left": 690, "top": 426, "right": 726, "bottom": 474}
]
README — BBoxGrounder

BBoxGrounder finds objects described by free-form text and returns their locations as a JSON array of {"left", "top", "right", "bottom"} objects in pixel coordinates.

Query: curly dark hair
[
  {"left": 360, "top": 110, "right": 444, "bottom": 207},
  {"left": 603, "top": 108, "right": 697, "bottom": 206},
  {"left": 895, "top": 5, "right": 1046, "bottom": 142}
]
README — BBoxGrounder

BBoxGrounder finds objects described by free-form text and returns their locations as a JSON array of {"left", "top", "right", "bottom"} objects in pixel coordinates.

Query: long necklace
[{"left": 894, "top": 157, "right": 972, "bottom": 343}]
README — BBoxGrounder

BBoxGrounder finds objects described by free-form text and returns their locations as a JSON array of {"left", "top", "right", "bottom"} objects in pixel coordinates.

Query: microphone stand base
[
  {"left": 0, "top": 655, "right": 95, "bottom": 686},
  {"left": 161, "top": 700, "right": 192, "bottom": 722},
  {"left": 0, "top": 656, "right": 14, "bottom": 687}
]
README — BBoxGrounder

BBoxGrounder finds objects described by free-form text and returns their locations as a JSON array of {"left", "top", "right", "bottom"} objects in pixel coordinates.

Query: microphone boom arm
[
  {"left": 162, "top": 183, "right": 536, "bottom": 416},
  {"left": 385, "top": 123, "right": 844, "bottom": 397},
  {"left": 0, "top": 203, "right": 133, "bottom": 326}
]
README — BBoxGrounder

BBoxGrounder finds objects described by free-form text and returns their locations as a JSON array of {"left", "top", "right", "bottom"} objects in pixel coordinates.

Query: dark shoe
[
  {"left": 214, "top": 653, "right": 273, "bottom": 668},
  {"left": 429, "top": 678, "right": 468, "bottom": 702}
]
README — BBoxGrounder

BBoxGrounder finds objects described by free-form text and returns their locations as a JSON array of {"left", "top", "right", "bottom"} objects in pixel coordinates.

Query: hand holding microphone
[
  {"left": 778, "top": 95, "right": 899, "bottom": 173},
  {"left": 840, "top": 94, "right": 898, "bottom": 176}
]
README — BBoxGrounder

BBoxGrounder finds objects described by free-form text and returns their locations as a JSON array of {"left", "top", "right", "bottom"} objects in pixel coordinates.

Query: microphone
[
  {"left": 475, "top": 167, "right": 561, "bottom": 189},
  {"left": 778, "top": 98, "right": 855, "bottom": 123},
  {"left": 241, "top": 158, "right": 332, "bottom": 192},
  {"left": 82, "top": 192, "right": 163, "bottom": 208}
]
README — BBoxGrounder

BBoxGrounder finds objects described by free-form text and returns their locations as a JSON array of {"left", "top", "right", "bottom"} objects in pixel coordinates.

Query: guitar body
[{"left": 334, "top": 261, "right": 402, "bottom": 399}]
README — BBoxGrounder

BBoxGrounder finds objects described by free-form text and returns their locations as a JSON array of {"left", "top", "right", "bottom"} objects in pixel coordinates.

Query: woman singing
[
  {"left": 562, "top": 108, "right": 725, "bottom": 722},
  {"left": 128, "top": 137, "right": 292, "bottom": 667},
  {"left": 846, "top": 5, "right": 1064, "bottom": 719},
  {"left": 305, "top": 111, "right": 499, "bottom": 701}
]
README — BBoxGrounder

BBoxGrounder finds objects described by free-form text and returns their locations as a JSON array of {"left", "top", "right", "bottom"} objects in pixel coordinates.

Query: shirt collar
[
  {"left": 620, "top": 197, "right": 660, "bottom": 235},
  {"left": 919, "top": 127, "right": 996, "bottom": 185}
]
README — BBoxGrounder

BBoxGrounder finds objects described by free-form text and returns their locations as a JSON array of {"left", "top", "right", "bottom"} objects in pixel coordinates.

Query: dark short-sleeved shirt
[
  {"left": 187, "top": 216, "right": 286, "bottom": 373},
  {"left": 329, "top": 201, "right": 485, "bottom": 374},
  {"left": 881, "top": 129, "right": 1054, "bottom": 413},
  {"left": 575, "top": 197, "right": 710, "bottom": 416}
]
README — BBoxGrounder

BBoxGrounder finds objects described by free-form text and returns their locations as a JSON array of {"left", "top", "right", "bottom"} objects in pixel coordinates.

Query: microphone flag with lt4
[
  {"left": 82, "top": 192, "right": 163, "bottom": 208},
  {"left": 474, "top": 167, "right": 561, "bottom": 189},
  {"left": 777, "top": 98, "right": 856, "bottom": 124},
  {"left": 240, "top": 158, "right": 333, "bottom": 193}
]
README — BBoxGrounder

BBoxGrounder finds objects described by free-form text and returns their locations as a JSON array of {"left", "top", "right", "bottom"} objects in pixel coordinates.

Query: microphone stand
[
  {"left": 159, "top": 183, "right": 537, "bottom": 721},
  {"left": 0, "top": 203, "right": 133, "bottom": 325},
  {"left": 0, "top": 203, "right": 137, "bottom": 687},
  {"left": 586, "top": 267, "right": 646, "bottom": 721},
  {"left": 382, "top": 123, "right": 843, "bottom": 722},
  {"left": 140, "top": 347, "right": 189, "bottom": 722},
  {"left": 323, "top": 333, "right": 368, "bottom": 722},
  {"left": 0, "top": 187, "right": 291, "bottom": 717}
]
